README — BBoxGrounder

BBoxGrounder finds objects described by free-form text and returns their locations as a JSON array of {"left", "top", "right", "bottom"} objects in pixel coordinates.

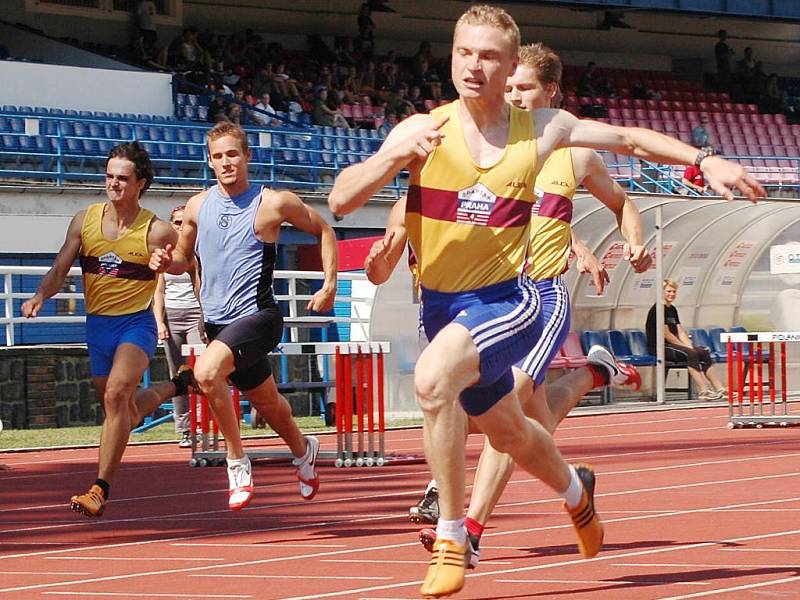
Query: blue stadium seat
[
  {"left": 97, "top": 140, "right": 114, "bottom": 155},
  {"left": 176, "top": 129, "right": 190, "bottom": 143},
  {"left": 64, "top": 138, "right": 81, "bottom": 155},
  {"left": 81, "top": 139, "right": 100, "bottom": 156},
  {"left": 580, "top": 330, "right": 610, "bottom": 354},
  {"left": 33, "top": 107, "right": 49, "bottom": 116},
  {"left": 187, "top": 94, "right": 199, "bottom": 106},
  {"left": 64, "top": 109, "right": 78, "bottom": 117},
  {"left": 176, "top": 93, "right": 187, "bottom": 105},
  {"left": 196, "top": 106, "right": 208, "bottom": 121},
  {"left": 118, "top": 124, "right": 132, "bottom": 139},
  {"left": 108, "top": 112, "right": 122, "bottom": 119},
  {"left": 133, "top": 125, "right": 148, "bottom": 140},
  {"left": 624, "top": 329, "right": 656, "bottom": 364},
  {"left": 78, "top": 110, "right": 93, "bottom": 118},
  {"left": 0, "top": 117, "right": 9, "bottom": 133},
  {"left": 88, "top": 123, "right": 103, "bottom": 138},
  {"left": 73, "top": 123, "right": 88, "bottom": 138},
  {"left": 189, "top": 129, "right": 204, "bottom": 144},
  {"left": 103, "top": 124, "right": 119, "bottom": 139},
  {"left": 122, "top": 113, "right": 137, "bottom": 121},
  {"left": 9, "top": 118, "right": 24, "bottom": 134},
  {"left": 608, "top": 329, "right": 654, "bottom": 366},
  {"left": 157, "top": 143, "right": 172, "bottom": 159},
  {"left": 49, "top": 108, "right": 64, "bottom": 116},
  {"left": 186, "top": 144, "right": 204, "bottom": 160},
  {"left": 162, "top": 128, "right": 176, "bottom": 142},
  {"left": 60, "top": 122, "right": 75, "bottom": 136},
  {"left": 95, "top": 111, "right": 108, "bottom": 118},
  {"left": 2, "top": 105, "right": 18, "bottom": 112},
  {"left": 18, "top": 106, "right": 33, "bottom": 114},
  {"left": 147, "top": 127, "right": 164, "bottom": 142},
  {"left": 688, "top": 328, "right": 722, "bottom": 361},
  {"left": 0, "top": 135, "right": 20, "bottom": 152}
]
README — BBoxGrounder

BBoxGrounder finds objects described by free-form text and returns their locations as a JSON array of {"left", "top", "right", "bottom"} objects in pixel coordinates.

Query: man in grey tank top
[{"left": 150, "top": 122, "right": 338, "bottom": 511}]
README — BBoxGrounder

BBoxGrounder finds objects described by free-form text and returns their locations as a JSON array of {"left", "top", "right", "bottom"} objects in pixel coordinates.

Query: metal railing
[{"left": 0, "top": 266, "right": 373, "bottom": 346}]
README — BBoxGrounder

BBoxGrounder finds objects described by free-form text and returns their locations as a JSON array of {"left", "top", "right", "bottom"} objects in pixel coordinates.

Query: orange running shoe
[
  {"left": 70, "top": 484, "right": 107, "bottom": 517},
  {"left": 420, "top": 537, "right": 467, "bottom": 598},
  {"left": 564, "top": 463, "right": 604, "bottom": 558}
]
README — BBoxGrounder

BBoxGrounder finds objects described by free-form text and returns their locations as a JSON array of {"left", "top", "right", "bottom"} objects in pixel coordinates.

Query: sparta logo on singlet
[
  {"left": 456, "top": 183, "right": 496, "bottom": 226},
  {"left": 97, "top": 252, "right": 123, "bottom": 277}
]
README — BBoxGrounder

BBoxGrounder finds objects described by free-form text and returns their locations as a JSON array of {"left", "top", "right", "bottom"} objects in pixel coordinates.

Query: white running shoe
[
  {"left": 227, "top": 456, "right": 254, "bottom": 511},
  {"left": 293, "top": 435, "right": 320, "bottom": 500},
  {"left": 587, "top": 345, "right": 642, "bottom": 391}
]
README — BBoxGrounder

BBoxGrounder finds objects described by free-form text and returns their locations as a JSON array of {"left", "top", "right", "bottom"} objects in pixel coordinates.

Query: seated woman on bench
[{"left": 646, "top": 279, "right": 727, "bottom": 401}]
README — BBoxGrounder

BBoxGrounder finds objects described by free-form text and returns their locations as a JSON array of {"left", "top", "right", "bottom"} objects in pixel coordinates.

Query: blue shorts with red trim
[
  {"left": 421, "top": 277, "right": 542, "bottom": 416},
  {"left": 86, "top": 309, "right": 157, "bottom": 377}
]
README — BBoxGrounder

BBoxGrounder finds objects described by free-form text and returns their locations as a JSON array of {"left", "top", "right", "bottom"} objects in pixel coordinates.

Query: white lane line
[
  {"left": 497, "top": 578, "right": 708, "bottom": 586},
  {"left": 614, "top": 563, "right": 800, "bottom": 568},
  {"left": 279, "top": 527, "right": 800, "bottom": 600},
  {"left": 171, "top": 543, "right": 348, "bottom": 548},
  {"left": 658, "top": 575, "right": 800, "bottom": 599},
  {"left": 720, "top": 547, "right": 800, "bottom": 552},
  {"left": 46, "top": 557, "right": 223, "bottom": 562},
  {"left": 190, "top": 574, "right": 392, "bottom": 581},
  {"left": 43, "top": 593, "right": 251, "bottom": 598}
]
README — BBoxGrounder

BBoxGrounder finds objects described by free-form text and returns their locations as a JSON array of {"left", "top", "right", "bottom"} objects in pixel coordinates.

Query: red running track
[{"left": 1, "top": 406, "right": 800, "bottom": 599}]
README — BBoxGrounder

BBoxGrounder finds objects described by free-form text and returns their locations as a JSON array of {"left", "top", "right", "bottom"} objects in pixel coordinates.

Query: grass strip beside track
[{"left": 0, "top": 418, "right": 424, "bottom": 450}]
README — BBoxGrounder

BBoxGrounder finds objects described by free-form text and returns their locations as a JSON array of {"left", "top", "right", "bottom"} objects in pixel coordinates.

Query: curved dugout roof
[{"left": 567, "top": 194, "right": 800, "bottom": 333}]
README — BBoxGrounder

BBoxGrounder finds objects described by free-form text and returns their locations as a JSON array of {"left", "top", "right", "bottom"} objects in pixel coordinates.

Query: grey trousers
[{"left": 164, "top": 306, "right": 204, "bottom": 433}]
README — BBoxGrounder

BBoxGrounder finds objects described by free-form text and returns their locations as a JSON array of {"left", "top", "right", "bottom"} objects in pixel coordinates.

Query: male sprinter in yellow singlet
[
  {"left": 408, "top": 41, "right": 656, "bottom": 565},
  {"left": 330, "top": 5, "right": 764, "bottom": 597},
  {"left": 22, "top": 142, "right": 191, "bottom": 517}
]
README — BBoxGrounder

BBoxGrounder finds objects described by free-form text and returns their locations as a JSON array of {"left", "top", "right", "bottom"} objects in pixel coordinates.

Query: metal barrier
[{"left": 0, "top": 266, "right": 373, "bottom": 347}]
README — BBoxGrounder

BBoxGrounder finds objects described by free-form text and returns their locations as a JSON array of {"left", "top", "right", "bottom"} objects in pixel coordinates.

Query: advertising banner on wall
[{"left": 770, "top": 243, "right": 800, "bottom": 274}]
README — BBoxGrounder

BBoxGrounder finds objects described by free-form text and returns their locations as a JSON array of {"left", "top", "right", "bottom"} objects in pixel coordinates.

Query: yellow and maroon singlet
[
  {"left": 79, "top": 203, "right": 157, "bottom": 315},
  {"left": 526, "top": 147, "right": 578, "bottom": 281},
  {"left": 405, "top": 101, "right": 538, "bottom": 293}
]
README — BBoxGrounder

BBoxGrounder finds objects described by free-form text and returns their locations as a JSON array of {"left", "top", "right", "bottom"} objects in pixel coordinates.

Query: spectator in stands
[
  {"left": 761, "top": 73, "right": 787, "bottom": 115},
  {"left": 680, "top": 160, "right": 708, "bottom": 195},
  {"left": 357, "top": 3, "right": 376, "bottom": 44},
  {"left": 253, "top": 92, "right": 281, "bottom": 127},
  {"left": 715, "top": 29, "right": 734, "bottom": 90},
  {"left": 377, "top": 110, "right": 398, "bottom": 138},
  {"left": 153, "top": 205, "right": 205, "bottom": 448},
  {"left": 387, "top": 83, "right": 417, "bottom": 118},
  {"left": 272, "top": 63, "right": 301, "bottom": 103},
  {"left": 646, "top": 279, "right": 727, "bottom": 401},
  {"left": 131, "top": 32, "right": 168, "bottom": 71},
  {"left": 691, "top": 114, "right": 712, "bottom": 149},
  {"left": 737, "top": 46, "right": 757, "bottom": 98},
  {"left": 208, "top": 95, "right": 229, "bottom": 123},
  {"left": 135, "top": 0, "right": 158, "bottom": 48},
  {"left": 312, "top": 87, "right": 349, "bottom": 128},
  {"left": 226, "top": 103, "right": 243, "bottom": 126},
  {"left": 408, "top": 84, "right": 427, "bottom": 113},
  {"left": 630, "top": 80, "right": 648, "bottom": 100}
]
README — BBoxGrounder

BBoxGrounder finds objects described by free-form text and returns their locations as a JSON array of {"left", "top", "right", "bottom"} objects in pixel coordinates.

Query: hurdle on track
[
  {"left": 720, "top": 331, "right": 800, "bottom": 428},
  {"left": 182, "top": 341, "right": 423, "bottom": 467}
]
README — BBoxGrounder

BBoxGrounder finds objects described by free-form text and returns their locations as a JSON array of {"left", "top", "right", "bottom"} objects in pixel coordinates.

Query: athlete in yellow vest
[
  {"left": 365, "top": 41, "right": 652, "bottom": 564},
  {"left": 22, "top": 142, "right": 186, "bottom": 518},
  {"left": 331, "top": 6, "right": 763, "bottom": 596}
]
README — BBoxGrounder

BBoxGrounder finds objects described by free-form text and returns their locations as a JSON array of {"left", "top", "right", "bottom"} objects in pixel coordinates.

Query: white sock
[
  {"left": 559, "top": 465, "right": 584, "bottom": 509},
  {"left": 426, "top": 479, "right": 437, "bottom": 493},
  {"left": 292, "top": 439, "right": 311, "bottom": 466},
  {"left": 436, "top": 518, "right": 466, "bottom": 545}
]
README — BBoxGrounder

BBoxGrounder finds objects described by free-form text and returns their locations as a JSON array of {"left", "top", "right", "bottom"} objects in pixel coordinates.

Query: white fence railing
[{"left": 0, "top": 266, "right": 373, "bottom": 346}]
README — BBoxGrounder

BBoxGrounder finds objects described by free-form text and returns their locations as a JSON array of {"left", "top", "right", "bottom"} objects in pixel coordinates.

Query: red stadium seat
[
  {"left": 677, "top": 120, "right": 691, "bottom": 133},
  {"left": 647, "top": 109, "right": 660, "bottom": 120},
  {"left": 734, "top": 144, "right": 750, "bottom": 156},
  {"left": 709, "top": 102, "right": 723, "bottom": 112},
  {"left": 721, "top": 143, "right": 736, "bottom": 156},
  {"left": 620, "top": 98, "right": 632, "bottom": 109},
  {"left": 746, "top": 144, "right": 761, "bottom": 156},
  {"left": 762, "top": 114, "right": 776, "bottom": 124},
  {"left": 696, "top": 101, "right": 709, "bottom": 112},
  {"left": 634, "top": 108, "right": 648, "bottom": 120},
  {"left": 606, "top": 97, "right": 619, "bottom": 109},
  {"left": 607, "top": 108, "right": 622, "bottom": 119},
  {"left": 621, "top": 108, "right": 634, "bottom": 120},
  {"left": 632, "top": 99, "right": 645, "bottom": 109},
  {"left": 685, "top": 101, "right": 698, "bottom": 112}
]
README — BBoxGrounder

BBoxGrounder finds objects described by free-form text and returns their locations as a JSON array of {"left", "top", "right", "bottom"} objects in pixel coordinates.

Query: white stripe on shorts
[
  {"left": 471, "top": 277, "right": 541, "bottom": 352},
  {"left": 520, "top": 277, "right": 569, "bottom": 379}
]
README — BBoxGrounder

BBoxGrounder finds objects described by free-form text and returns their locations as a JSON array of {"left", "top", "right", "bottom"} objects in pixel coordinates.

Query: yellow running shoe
[
  {"left": 420, "top": 538, "right": 466, "bottom": 598},
  {"left": 70, "top": 484, "right": 107, "bottom": 518},
  {"left": 564, "top": 463, "right": 604, "bottom": 558}
]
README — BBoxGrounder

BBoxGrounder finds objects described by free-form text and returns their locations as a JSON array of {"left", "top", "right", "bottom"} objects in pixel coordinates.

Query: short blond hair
[
  {"left": 206, "top": 121, "right": 249, "bottom": 154},
  {"left": 663, "top": 278, "right": 679, "bottom": 290},
  {"left": 518, "top": 43, "right": 562, "bottom": 87},
  {"left": 455, "top": 4, "right": 520, "bottom": 56}
]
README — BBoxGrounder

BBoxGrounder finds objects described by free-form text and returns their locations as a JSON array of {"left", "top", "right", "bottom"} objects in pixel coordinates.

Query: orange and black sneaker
[
  {"left": 564, "top": 463, "right": 604, "bottom": 558},
  {"left": 420, "top": 538, "right": 467, "bottom": 598},
  {"left": 70, "top": 484, "right": 107, "bottom": 518}
]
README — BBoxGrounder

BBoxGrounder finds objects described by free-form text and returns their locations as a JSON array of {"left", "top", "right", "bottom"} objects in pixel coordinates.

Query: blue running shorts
[
  {"left": 421, "top": 277, "right": 542, "bottom": 416},
  {"left": 86, "top": 309, "right": 157, "bottom": 377},
  {"left": 516, "top": 276, "right": 571, "bottom": 386}
]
